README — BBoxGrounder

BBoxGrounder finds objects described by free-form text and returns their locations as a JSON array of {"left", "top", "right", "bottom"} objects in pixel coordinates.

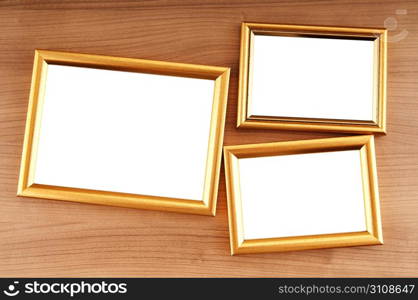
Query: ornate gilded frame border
[
  {"left": 237, "top": 22, "right": 387, "bottom": 134},
  {"left": 224, "top": 135, "right": 383, "bottom": 254},
  {"left": 17, "top": 50, "right": 230, "bottom": 216}
]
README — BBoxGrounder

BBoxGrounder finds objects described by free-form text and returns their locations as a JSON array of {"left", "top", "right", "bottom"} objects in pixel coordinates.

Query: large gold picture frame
[
  {"left": 224, "top": 135, "right": 383, "bottom": 254},
  {"left": 237, "top": 22, "right": 387, "bottom": 134},
  {"left": 17, "top": 50, "right": 230, "bottom": 216}
]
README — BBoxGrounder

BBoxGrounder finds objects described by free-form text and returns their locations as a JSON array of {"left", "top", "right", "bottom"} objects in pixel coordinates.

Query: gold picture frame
[
  {"left": 18, "top": 50, "right": 230, "bottom": 216},
  {"left": 224, "top": 135, "right": 383, "bottom": 255},
  {"left": 237, "top": 22, "right": 387, "bottom": 134}
]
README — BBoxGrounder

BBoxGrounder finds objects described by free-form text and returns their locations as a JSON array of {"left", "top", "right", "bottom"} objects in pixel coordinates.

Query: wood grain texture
[{"left": 0, "top": 0, "right": 417, "bottom": 277}]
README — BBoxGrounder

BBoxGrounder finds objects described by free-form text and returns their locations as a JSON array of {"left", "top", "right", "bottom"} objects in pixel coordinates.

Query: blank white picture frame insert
[
  {"left": 238, "top": 150, "right": 367, "bottom": 240},
  {"left": 250, "top": 35, "right": 375, "bottom": 121},
  {"left": 34, "top": 64, "right": 215, "bottom": 201}
]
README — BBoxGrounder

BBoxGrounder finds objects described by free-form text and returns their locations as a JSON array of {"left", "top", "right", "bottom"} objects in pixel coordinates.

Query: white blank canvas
[
  {"left": 34, "top": 64, "right": 215, "bottom": 201},
  {"left": 250, "top": 35, "right": 375, "bottom": 121},
  {"left": 238, "top": 150, "right": 367, "bottom": 240}
]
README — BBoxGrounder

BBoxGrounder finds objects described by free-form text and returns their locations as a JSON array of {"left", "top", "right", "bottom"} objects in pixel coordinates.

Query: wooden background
[{"left": 0, "top": 0, "right": 417, "bottom": 277}]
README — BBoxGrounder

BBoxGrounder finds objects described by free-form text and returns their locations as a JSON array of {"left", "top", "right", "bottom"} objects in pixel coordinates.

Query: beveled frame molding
[
  {"left": 237, "top": 22, "right": 387, "bottom": 134},
  {"left": 17, "top": 50, "right": 230, "bottom": 216},
  {"left": 224, "top": 135, "right": 383, "bottom": 255}
]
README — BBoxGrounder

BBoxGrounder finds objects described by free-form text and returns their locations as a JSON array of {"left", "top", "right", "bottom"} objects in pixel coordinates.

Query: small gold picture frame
[
  {"left": 18, "top": 50, "right": 230, "bottom": 216},
  {"left": 224, "top": 135, "right": 383, "bottom": 254},
  {"left": 237, "top": 22, "right": 387, "bottom": 134}
]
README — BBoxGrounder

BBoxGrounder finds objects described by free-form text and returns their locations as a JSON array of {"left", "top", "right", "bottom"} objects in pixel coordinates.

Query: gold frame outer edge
[
  {"left": 224, "top": 135, "right": 383, "bottom": 255},
  {"left": 17, "top": 50, "right": 230, "bottom": 216},
  {"left": 237, "top": 22, "right": 387, "bottom": 134}
]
